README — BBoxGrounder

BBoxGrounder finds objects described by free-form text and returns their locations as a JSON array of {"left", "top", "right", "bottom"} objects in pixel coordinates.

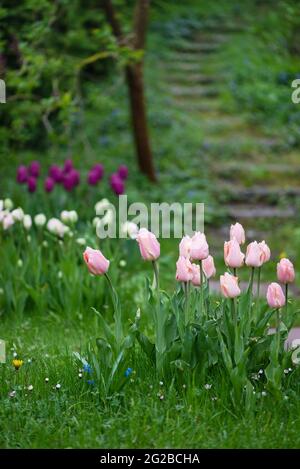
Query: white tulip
[
  {"left": 34, "top": 213, "right": 47, "bottom": 227},
  {"left": 4, "top": 198, "right": 13, "bottom": 210},
  {"left": 23, "top": 215, "right": 32, "bottom": 230},
  {"left": 95, "top": 198, "right": 111, "bottom": 215},
  {"left": 12, "top": 208, "right": 24, "bottom": 222},
  {"left": 121, "top": 221, "right": 139, "bottom": 239},
  {"left": 2, "top": 214, "right": 14, "bottom": 230}
]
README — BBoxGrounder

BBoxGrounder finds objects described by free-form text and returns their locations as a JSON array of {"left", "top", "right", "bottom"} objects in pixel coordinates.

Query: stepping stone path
[{"left": 159, "top": 16, "right": 300, "bottom": 296}]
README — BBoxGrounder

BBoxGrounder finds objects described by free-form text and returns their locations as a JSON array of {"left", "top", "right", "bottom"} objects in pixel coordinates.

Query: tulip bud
[
  {"left": 224, "top": 239, "right": 245, "bottom": 268},
  {"left": 136, "top": 228, "right": 160, "bottom": 261},
  {"left": 179, "top": 235, "right": 192, "bottom": 258},
  {"left": 202, "top": 255, "right": 216, "bottom": 279},
  {"left": 175, "top": 256, "right": 194, "bottom": 283},
  {"left": 190, "top": 232, "right": 209, "bottom": 261},
  {"left": 245, "top": 241, "right": 263, "bottom": 268},
  {"left": 266, "top": 282, "right": 285, "bottom": 309},
  {"left": 83, "top": 247, "right": 110, "bottom": 275},
  {"left": 220, "top": 272, "right": 241, "bottom": 298},
  {"left": 23, "top": 214, "right": 32, "bottom": 230},
  {"left": 277, "top": 258, "right": 295, "bottom": 284},
  {"left": 259, "top": 241, "right": 271, "bottom": 264},
  {"left": 230, "top": 222, "right": 245, "bottom": 245}
]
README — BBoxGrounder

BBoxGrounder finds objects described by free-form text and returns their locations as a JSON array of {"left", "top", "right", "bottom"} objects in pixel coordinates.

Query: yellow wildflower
[{"left": 12, "top": 359, "right": 23, "bottom": 370}]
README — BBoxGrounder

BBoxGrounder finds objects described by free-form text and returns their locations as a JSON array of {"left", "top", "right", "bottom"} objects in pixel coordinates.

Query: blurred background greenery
[{"left": 1, "top": 0, "right": 300, "bottom": 288}]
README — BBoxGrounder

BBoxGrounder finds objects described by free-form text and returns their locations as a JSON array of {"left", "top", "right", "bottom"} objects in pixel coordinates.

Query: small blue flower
[
  {"left": 87, "top": 379, "right": 95, "bottom": 385},
  {"left": 83, "top": 364, "right": 92, "bottom": 374},
  {"left": 124, "top": 367, "right": 133, "bottom": 378}
]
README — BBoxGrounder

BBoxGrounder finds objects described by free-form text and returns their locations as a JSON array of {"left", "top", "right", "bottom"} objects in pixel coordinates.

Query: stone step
[
  {"left": 166, "top": 51, "right": 221, "bottom": 63},
  {"left": 174, "top": 43, "right": 220, "bottom": 54},
  {"left": 168, "top": 73, "right": 218, "bottom": 85},
  {"left": 171, "top": 35, "right": 228, "bottom": 52},
  {"left": 172, "top": 98, "right": 221, "bottom": 112},
  {"left": 203, "top": 136, "right": 283, "bottom": 154},
  {"left": 226, "top": 204, "right": 296, "bottom": 220},
  {"left": 213, "top": 161, "right": 300, "bottom": 177},
  {"left": 169, "top": 84, "right": 219, "bottom": 98},
  {"left": 219, "top": 185, "right": 300, "bottom": 202}
]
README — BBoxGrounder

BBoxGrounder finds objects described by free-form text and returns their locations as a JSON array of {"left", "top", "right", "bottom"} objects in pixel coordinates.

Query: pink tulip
[
  {"left": 220, "top": 272, "right": 241, "bottom": 298},
  {"left": 230, "top": 222, "right": 245, "bottom": 245},
  {"left": 190, "top": 232, "right": 209, "bottom": 261},
  {"left": 224, "top": 239, "right": 245, "bottom": 268},
  {"left": 277, "top": 258, "right": 295, "bottom": 284},
  {"left": 2, "top": 213, "right": 14, "bottom": 230},
  {"left": 83, "top": 247, "right": 110, "bottom": 276},
  {"left": 191, "top": 263, "right": 201, "bottom": 286},
  {"left": 202, "top": 255, "right": 216, "bottom": 279},
  {"left": 175, "top": 256, "right": 194, "bottom": 283},
  {"left": 136, "top": 228, "right": 160, "bottom": 261},
  {"left": 179, "top": 235, "right": 192, "bottom": 258},
  {"left": 259, "top": 241, "right": 271, "bottom": 264},
  {"left": 245, "top": 241, "right": 263, "bottom": 268},
  {"left": 266, "top": 282, "right": 285, "bottom": 309}
]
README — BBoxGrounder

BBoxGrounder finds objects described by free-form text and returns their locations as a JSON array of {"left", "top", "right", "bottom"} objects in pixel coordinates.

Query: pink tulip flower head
[
  {"left": 259, "top": 240, "right": 271, "bottom": 264},
  {"left": 230, "top": 222, "right": 245, "bottom": 245},
  {"left": 44, "top": 177, "right": 55, "bottom": 193},
  {"left": 83, "top": 247, "right": 110, "bottom": 276},
  {"left": 266, "top": 282, "right": 285, "bottom": 309},
  {"left": 202, "top": 255, "right": 216, "bottom": 279},
  {"left": 17, "top": 165, "right": 28, "bottom": 183},
  {"left": 191, "top": 263, "right": 201, "bottom": 286},
  {"left": 224, "top": 239, "right": 245, "bottom": 268},
  {"left": 136, "top": 228, "right": 160, "bottom": 261},
  {"left": 29, "top": 161, "right": 40, "bottom": 178},
  {"left": 277, "top": 258, "right": 295, "bottom": 284},
  {"left": 220, "top": 272, "right": 241, "bottom": 298},
  {"left": 175, "top": 256, "right": 194, "bottom": 283},
  {"left": 2, "top": 213, "right": 14, "bottom": 230},
  {"left": 118, "top": 165, "right": 129, "bottom": 180},
  {"left": 190, "top": 232, "right": 209, "bottom": 261},
  {"left": 179, "top": 235, "right": 192, "bottom": 258},
  {"left": 245, "top": 241, "right": 264, "bottom": 268},
  {"left": 27, "top": 176, "right": 37, "bottom": 193}
]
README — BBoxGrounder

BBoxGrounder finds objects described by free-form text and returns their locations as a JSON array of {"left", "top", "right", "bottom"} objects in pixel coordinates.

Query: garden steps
[
  {"left": 168, "top": 84, "right": 219, "bottom": 99},
  {"left": 225, "top": 203, "right": 296, "bottom": 220},
  {"left": 167, "top": 74, "right": 219, "bottom": 85},
  {"left": 172, "top": 98, "right": 221, "bottom": 112},
  {"left": 217, "top": 184, "right": 300, "bottom": 203},
  {"left": 173, "top": 43, "right": 220, "bottom": 54}
]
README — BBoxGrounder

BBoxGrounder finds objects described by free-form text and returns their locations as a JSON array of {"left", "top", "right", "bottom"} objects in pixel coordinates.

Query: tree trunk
[
  {"left": 126, "top": 63, "right": 156, "bottom": 181},
  {"left": 102, "top": 0, "right": 156, "bottom": 182}
]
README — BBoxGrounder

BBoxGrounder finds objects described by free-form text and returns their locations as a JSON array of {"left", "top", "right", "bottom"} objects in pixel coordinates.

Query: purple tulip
[
  {"left": 69, "top": 169, "right": 80, "bottom": 186},
  {"left": 17, "top": 165, "right": 28, "bottom": 183},
  {"left": 63, "top": 159, "right": 73, "bottom": 174},
  {"left": 92, "top": 163, "right": 104, "bottom": 179},
  {"left": 63, "top": 174, "right": 74, "bottom": 192},
  {"left": 88, "top": 170, "right": 100, "bottom": 186},
  {"left": 110, "top": 173, "right": 125, "bottom": 195},
  {"left": 49, "top": 165, "right": 63, "bottom": 183},
  {"left": 29, "top": 161, "right": 40, "bottom": 178},
  {"left": 118, "top": 164, "right": 128, "bottom": 180},
  {"left": 27, "top": 176, "right": 37, "bottom": 193},
  {"left": 44, "top": 177, "right": 55, "bottom": 193}
]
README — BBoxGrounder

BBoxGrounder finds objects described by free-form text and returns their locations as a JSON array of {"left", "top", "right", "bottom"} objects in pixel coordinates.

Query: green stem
[
  {"left": 276, "top": 308, "right": 281, "bottom": 359},
  {"left": 199, "top": 260, "right": 205, "bottom": 317},
  {"left": 105, "top": 273, "right": 122, "bottom": 347},
  {"left": 184, "top": 281, "right": 190, "bottom": 326},
  {"left": 285, "top": 283, "right": 288, "bottom": 316},
  {"left": 257, "top": 266, "right": 261, "bottom": 300},
  {"left": 152, "top": 260, "right": 159, "bottom": 292},
  {"left": 233, "top": 267, "right": 237, "bottom": 277}
]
